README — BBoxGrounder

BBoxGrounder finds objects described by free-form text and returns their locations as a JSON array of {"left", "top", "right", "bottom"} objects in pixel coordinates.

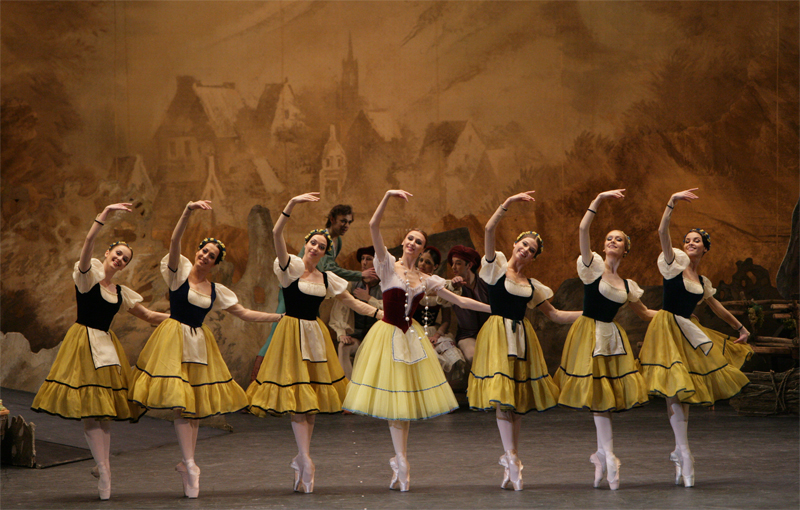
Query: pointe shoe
[
  {"left": 291, "top": 455, "right": 315, "bottom": 493},
  {"left": 679, "top": 451, "right": 695, "bottom": 488},
  {"left": 96, "top": 463, "right": 111, "bottom": 500},
  {"left": 290, "top": 457, "right": 302, "bottom": 492},
  {"left": 669, "top": 450, "right": 682, "bottom": 485},
  {"left": 389, "top": 455, "right": 410, "bottom": 492},
  {"left": 504, "top": 450, "right": 523, "bottom": 491},
  {"left": 605, "top": 453, "right": 621, "bottom": 491},
  {"left": 589, "top": 452, "right": 606, "bottom": 488},
  {"left": 499, "top": 454, "right": 511, "bottom": 489},
  {"left": 176, "top": 460, "right": 200, "bottom": 498}
]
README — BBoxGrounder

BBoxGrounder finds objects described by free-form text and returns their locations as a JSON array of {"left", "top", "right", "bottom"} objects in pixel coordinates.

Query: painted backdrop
[{"left": 2, "top": 1, "right": 797, "bottom": 388}]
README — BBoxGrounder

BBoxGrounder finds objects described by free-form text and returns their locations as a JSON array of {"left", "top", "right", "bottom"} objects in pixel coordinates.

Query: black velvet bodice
[
  {"left": 487, "top": 275, "right": 534, "bottom": 321},
  {"left": 662, "top": 274, "right": 706, "bottom": 319},
  {"left": 582, "top": 277, "right": 629, "bottom": 323},
  {"left": 75, "top": 283, "right": 122, "bottom": 332},
  {"left": 169, "top": 278, "right": 216, "bottom": 328},
  {"left": 283, "top": 273, "right": 328, "bottom": 321}
]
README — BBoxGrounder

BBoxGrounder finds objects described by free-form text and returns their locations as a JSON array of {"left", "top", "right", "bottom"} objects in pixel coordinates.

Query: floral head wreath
[
  {"left": 515, "top": 231, "right": 543, "bottom": 260},
  {"left": 198, "top": 237, "right": 226, "bottom": 264},
  {"left": 687, "top": 228, "right": 711, "bottom": 251},
  {"left": 107, "top": 241, "right": 133, "bottom": 261},
  {"left": 305, "top": 228, "right": 334, "bottom": 254}
]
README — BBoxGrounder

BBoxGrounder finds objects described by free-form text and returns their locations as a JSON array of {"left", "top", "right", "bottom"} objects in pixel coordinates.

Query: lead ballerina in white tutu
[{"left": 342, "top": 189, "right": 491, "bottom": 492}]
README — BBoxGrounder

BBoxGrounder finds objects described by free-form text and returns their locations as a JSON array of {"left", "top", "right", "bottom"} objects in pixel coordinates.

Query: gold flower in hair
[
  {"left": 515, "top": 231, "right": 543, "bottom": 259},
  {"left": 199, "top": 237, "right": 227, "bottom": 261},
  {"left": 305, "top": 229, "right": 334, "bottom": 254}
]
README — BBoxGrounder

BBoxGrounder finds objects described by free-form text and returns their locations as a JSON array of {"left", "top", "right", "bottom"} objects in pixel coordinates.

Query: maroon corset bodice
[{"left": 381, "top": 287, "right": 425, "bottom": 333}]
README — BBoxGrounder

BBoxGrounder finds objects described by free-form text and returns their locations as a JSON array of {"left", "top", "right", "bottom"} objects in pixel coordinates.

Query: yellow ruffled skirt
[
  {"left": 128, "top": 319, "right": 248, "bottom": 418},
  {"left": 342, "top": 320, "right": 458, "bottom": 420},
  {"left": 467, "top": 315, "right": 559, "bottom": 414},
  {"left": 247, "top": 316, "right": 348, "bottom": 416},
  {"left": 637, "top": 311, "right": 751, "bottom": 405},
  {"left": 553, "top": 316, "right": 649, "bottom": 412},
  {"left": 31, "top": 323, "right": 138, "bottom": 421}
]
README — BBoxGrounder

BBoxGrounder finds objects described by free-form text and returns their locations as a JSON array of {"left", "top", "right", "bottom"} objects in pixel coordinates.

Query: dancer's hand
[
  {"left": 104, "top": 203, "right": 133, "bottom": 213},
  {"left": 353, "top": 287, "right": 371, "bottom": 302},
  {"left": 734, "top": 326, "right": 750, "bottom": 344},
  {"left": 339, "top": 335, "right": 355, "bottom": 345},
  {"left": 668, "top": 188, "right": 699, "bottom": 207},
  {"left": 385, "top": 189, "right": 413, "bottom": 202},
  {"left": 289, "top": 192, "right": 321, "bottom": 205},
  {"left": 595, "top": 189, "right": 626, "bottom": 202},
  {"left": 361, "top": 268, "right": 377, "bottom": 280},
  {"left": 187, "top": 200, "right": 213, "bottom": 211},
  {"left": 503, "top": 191, "right": 535, "bottom": 207},
  {"left": 450, "top": 276, "right": 465, "bottom": 290}
]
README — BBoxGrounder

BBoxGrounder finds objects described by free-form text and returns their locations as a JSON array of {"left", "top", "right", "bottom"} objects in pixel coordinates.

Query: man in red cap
[{"left": 445, "top": 245, "right": 490, "bottom": 366}]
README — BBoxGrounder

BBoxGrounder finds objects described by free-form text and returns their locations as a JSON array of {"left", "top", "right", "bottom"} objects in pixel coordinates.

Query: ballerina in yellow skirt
[
  {"left": 553, "top": 189, "right": 657, "bottom": 490},
  {"left": 342, "top": 189, "right": 491, "bottom": 492},
  {"left": 468, "top": 191, "right": 580, "bottom": 491},
  {"left": 128, "top": 200, "right": 282, "bottom": 498},
  {"left": 638, "top": 188, "right": 753, "bottom": 488},
  {"left": 246, "top": 192, "right": 383, "bottom": 494},
  {"left": 31, "top": 202, "right": 168, "bottom": 500}
]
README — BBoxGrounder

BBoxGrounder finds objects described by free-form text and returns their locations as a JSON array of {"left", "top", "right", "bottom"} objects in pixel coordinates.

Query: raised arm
[
  {"left": 659, "top": 189, "right": 699, "bottom": 265},
  {"left": 369, "top": 190, "right": 412, "bottom": 262},
  {"left": 169, "top": 200, "right": 212, "bottom": 271},
  {"left": 128, "top": 303, "right": 169, "bottom": 325},
  {"left": 79, "top": 203, "right": 132, "bottom": 272},
  {"left": 273, "top": 192, "right": 320, "bottom": 269},
  {"left": 537, "top": 300, "right": 581, "bottom": 325},
  {"left": 224, "top": 304, "right": 284, "bottom": 323},
  {"left": 485, "top": 191, "right": 535, "bottom": 257},
  {"left": 581, "top": 190, "right": 625, "bottom": 266},
  {"left": 705, "top": 297, "right": 750, "bottom": 343},
  {"left": 436, "top": 288, "right": 492, "bottom": 314}
]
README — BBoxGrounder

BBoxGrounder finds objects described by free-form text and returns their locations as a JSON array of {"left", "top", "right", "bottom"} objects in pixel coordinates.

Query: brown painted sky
[{"left": 93, "top": 1, "right": 684, "bottom": 164}]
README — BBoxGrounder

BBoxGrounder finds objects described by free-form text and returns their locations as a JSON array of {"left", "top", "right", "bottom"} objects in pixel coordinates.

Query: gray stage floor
[{"left": 1, "top": 390, "right": 797, "bottom": 510}]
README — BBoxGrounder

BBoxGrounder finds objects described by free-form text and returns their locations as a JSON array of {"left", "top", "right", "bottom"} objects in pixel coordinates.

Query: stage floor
[{"left": 1, "top": 390, "right": 797, "bottom": 510}]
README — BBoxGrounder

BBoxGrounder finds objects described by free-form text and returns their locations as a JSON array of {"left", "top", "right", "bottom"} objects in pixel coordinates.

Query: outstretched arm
[
  {"left": 538, "top": 300, "right": 581, "bottom": 325},
  {"left": 225, "top": 304, "right": 284, "bottom": 323},
  {"left": 169, "top": 200, "right": 212, "bottom": 271},
  {"left": 659, "top": 189, "right": 698, "bottom": 265},
  {"left": 705, "top": 297, "right": 750, "bottom": 343},
  {"left": 79, "top": 203, "right": 132, "bottom": 272},
  {"left": 436, "top": 288, "right": 492, "bottom": 313},
  {"left": 128, "top": 303, "right": 169, "bottom": 325},
  {"left": 335, "top": 291, "right": 383, "bottom": 320},
  {"left": 628, "top": 300, "right": 657, "bottom": 322},
  {"left": 273, "top": 192, "right": 320, "bottom": 269},
  {"left": 485, "top": 191, "right": 535, "bottom": 257},
  {"left": 581, "top": 190, "right": 625, "bottom": 266},
  {"left": 369, "top": 190, "right": 412, "bottom": 263}
]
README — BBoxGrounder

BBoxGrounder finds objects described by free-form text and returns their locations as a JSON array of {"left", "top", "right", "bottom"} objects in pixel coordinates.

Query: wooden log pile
[
  {"left": 730, "top": 369, "right": 799, "bottom": 416},
  {"left": 718, "top": 299, "right": 798, "bottom": 358}
]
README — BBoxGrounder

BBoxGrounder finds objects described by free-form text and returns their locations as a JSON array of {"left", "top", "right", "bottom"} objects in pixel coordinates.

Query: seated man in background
[
  {"left": 329, "top": 246, "right": 382, "bottom": 379},
  {"left": 443, "top": 245, "right": 490, "bottom": 367}
]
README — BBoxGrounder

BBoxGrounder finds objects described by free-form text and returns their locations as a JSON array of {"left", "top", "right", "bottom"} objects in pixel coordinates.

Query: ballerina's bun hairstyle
[
  {"left": 687, "top": 228, "right": 711, "bottom": 251},
  {"left": 107, "top": 241, "right": 133, "bottom": 261},
  {"left": 305, "top": 228, "right": 334, "bottom": 254},
  {"left": 198, "top": 238, "right": 226, "bottom": 264},
  {"left": 515, "top": 231, "right": 543, "bottom": 260}
]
